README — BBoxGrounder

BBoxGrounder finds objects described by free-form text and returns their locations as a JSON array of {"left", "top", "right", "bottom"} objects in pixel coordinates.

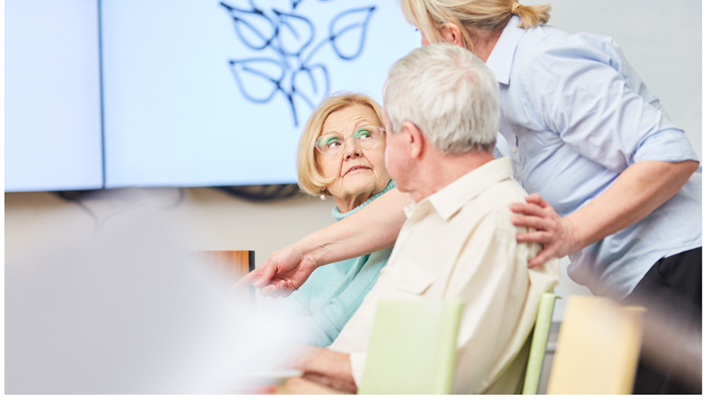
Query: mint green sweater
[{"left": 276, "top": 181, "right": 395, "bottom": 347}]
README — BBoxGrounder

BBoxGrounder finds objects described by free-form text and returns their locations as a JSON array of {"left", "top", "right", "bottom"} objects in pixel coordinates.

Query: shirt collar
[
  {"left": 403, "top": 200, "right": 417, "bottom": 219},
  {"left": 426, "top": 157, "right": 514, "bottom": 221},
  {"left": 485, "top": 15, "right": 526, "bottom": 85}
]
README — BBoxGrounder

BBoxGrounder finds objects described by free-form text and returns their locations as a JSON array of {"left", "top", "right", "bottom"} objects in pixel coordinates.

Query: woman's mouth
[{"left": 344, "top": 165, "right": 370, "bottom": 176}]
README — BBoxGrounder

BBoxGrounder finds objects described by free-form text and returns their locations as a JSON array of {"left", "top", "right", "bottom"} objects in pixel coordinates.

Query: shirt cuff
[{"left": 349, "top": 352, "right": 367, "bottom": 387}]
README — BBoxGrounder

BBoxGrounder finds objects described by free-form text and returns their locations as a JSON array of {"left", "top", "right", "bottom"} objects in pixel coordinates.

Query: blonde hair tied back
[
  {"left": 400, "top": 0, "right": 551, "bottom": 49},
  {"left": 510, "top": 1, "right": 551, "bottom": 29}
]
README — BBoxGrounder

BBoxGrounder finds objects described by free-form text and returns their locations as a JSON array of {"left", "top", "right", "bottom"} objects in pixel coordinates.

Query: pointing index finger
[
  {"left": 230, "top": 268, "right": 262, "bottom": 291},
  {"left": 252, "top": 263, "right": 278, "bottom": 288}
]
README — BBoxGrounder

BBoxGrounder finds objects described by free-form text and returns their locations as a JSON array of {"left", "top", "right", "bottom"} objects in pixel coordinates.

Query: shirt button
[{"left": 512, "top": 146, "right": 518, "bottom": 153}]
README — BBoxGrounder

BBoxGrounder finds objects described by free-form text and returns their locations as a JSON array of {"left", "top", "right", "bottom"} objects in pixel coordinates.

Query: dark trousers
[{"left": 621, "top": 247, "right": 702, "bottom": 394}]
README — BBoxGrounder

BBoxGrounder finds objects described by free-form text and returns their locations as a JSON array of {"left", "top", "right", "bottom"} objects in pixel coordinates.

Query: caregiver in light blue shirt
[{"left": 485, "top": 14, "right": 702, "bottom": 299}]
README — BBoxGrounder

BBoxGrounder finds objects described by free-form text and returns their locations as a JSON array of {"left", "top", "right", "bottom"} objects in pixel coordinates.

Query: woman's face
[{"left": 316, "top": 104, "right": 391, "bottom": 213}]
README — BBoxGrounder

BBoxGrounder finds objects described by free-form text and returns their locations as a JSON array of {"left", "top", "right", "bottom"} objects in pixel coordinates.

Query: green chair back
[
  {"left": 358, "top": 298, "right": 464, "bottom": 395},
  {"left": 522, "top": 292, "right": 559, "bottom": 395}
]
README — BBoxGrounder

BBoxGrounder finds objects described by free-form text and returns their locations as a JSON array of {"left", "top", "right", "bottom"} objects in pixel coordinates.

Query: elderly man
[{"left": 284, "top": 43, "right": 559, "bottom": 394}]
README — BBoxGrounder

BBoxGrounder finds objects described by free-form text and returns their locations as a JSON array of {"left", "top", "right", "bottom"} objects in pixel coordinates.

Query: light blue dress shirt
[
  {"left": 275, "top": 181, "right": 395, "bottom": 347},
  {"left": 488, "top": 16, "right": 702, "bottom": 299}
]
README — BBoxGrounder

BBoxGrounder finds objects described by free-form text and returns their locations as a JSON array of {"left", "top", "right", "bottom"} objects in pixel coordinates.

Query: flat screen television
[{"left": 4, "top": 0, "right": 103, "bottom": 192}]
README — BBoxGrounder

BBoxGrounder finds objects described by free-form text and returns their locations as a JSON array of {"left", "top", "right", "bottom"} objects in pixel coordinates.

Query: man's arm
[
  {"left": 239, "top": 188, "right": 411, "bottom": 297},
  {"left": 511, "top": 159, "right": 698, "bottom": 268},
  {"left": 286, "top": 346, "right": 357, "bottom": 393}
]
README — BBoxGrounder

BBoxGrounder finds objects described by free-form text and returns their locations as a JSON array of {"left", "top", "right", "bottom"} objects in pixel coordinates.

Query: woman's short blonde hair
[
  {"left": 296, "top": 92, "right": 383, "bottom": 196},
  {"left": 400, "top": 0, "right": 551, "bottom": 51}
]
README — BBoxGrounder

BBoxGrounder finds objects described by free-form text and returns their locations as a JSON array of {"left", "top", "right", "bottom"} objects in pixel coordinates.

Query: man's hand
[
  {"left": 509, "top": 193, "right": 580, "bottom": 268},
  {"left": 231, "top": 244, "right": 320, "bottom": 298},
  {"left": 284, "top": 345, "right": 357, "bottom": 393}
]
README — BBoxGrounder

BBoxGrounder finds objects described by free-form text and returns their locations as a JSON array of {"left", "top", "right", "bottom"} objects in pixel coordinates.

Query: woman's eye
[
  {"left": 355, "top": 130, "right": 371, "bottom": 139},
  {"left": 326, "top": 138, "right": 341, "bottom": 148}
]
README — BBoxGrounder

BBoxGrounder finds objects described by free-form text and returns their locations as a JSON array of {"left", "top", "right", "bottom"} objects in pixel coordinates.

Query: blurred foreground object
[
  {"left": 579, "top": 264, "right": 703, "bottom": 394},
  {"left": 195, "top": 250, "right": 256, "bottom": 309},
  {"left": 276, "top": 377, "right": 350, "bottom": 395},
  {"left": 194, "top": 250, "right": 255, "bottom": 281},
  {"left": 5, "top": 191, "right": 294, "bottom": 394},
  {"left": 547, "top": 295, "right": 645, "bottom": 394}
]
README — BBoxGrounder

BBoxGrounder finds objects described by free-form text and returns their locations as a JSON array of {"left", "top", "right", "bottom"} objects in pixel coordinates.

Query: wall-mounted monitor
[{"left": 5, "top": 0, "right": 103, "bottom": 192}]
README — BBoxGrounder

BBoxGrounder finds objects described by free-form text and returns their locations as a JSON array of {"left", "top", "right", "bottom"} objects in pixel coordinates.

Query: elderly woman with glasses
[{"left": 272, "top": 93, "right": 395, "bottom": 347}]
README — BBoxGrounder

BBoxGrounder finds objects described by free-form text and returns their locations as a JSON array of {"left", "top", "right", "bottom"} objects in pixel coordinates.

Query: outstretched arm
[
  {"left": 511, "top": 159, "right": 698, "bottom": 268},
  {"left": 236, "top": 188, "right": 411, "bottom": 297}
]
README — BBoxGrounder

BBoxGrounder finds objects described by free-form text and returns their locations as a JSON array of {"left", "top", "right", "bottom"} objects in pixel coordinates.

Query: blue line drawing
[
  {"left": 229, "top": 58, "right": 285, "bottom": 103},
  {"left": 220, "top": 0, "right": 377, "bottom": 126}
]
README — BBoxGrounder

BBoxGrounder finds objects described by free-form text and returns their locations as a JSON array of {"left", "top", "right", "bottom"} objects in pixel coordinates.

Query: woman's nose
[{"left": 344, "top": 138, "right": 363, "bottom": 159}]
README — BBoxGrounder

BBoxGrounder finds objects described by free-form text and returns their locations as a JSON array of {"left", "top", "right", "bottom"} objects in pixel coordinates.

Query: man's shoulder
[
  {"left": 457, "top": 177, "right": 526, "bottom": 233},
  {"left": 470, "top": 177, "right": 528, "bottom": 212},
  {"left": 489, "top": 176, "right": 528, "bottom": 200}
]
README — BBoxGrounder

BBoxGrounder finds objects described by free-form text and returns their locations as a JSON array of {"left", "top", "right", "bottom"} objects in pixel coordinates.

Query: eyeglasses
[{"left": 315, "top": 125, "right": 385, "bottom": 157}]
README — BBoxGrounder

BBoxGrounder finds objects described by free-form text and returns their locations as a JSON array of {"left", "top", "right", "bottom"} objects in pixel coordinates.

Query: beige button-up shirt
[{"left": 328, "top": 157, "right": 560, "bottom": 394}]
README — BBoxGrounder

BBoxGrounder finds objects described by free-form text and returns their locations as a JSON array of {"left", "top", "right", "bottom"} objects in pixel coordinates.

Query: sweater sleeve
[{"left": 293, "top": 248, "right": 391, "bottom": 347}]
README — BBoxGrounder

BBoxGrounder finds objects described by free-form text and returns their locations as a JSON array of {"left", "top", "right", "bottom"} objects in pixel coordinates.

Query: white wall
[
  {"left": 4, "top": 188, "right": 338, "bottom": 308},
  {"left": 5, "top": 188, "right": 336, "bottom": 270}
]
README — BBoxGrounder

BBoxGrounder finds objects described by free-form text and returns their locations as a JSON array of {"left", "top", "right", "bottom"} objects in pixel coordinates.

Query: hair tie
[{"left": 511, "top": 2, "right": 522, "bottom": 14}]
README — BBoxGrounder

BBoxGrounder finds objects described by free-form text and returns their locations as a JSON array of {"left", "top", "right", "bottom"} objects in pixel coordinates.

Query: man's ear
[
  {"left": 439, "top": 22, "right": 464, "bottom": 47},
  {"left": 403, "top": 121, "right": 425, "bottom": 159}
]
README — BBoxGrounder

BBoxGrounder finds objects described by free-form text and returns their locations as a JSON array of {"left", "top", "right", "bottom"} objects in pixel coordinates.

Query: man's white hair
[{"left": 383, "top": 43, "right": 499, "bottom": 154}]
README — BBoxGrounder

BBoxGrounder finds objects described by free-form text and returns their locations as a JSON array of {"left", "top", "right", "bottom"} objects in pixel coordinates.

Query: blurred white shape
[{"left": 5, "top": 190, "right": 296, "bottom": 394}]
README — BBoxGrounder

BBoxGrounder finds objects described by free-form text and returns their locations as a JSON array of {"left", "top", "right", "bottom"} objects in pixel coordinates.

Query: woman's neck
[
  {"left": 334, "top": 192, "right": 372, "bottom": 214},
  {"left": 333, "top": 181, "right": 395, "bottom": 217},
  {"left": 469, "top": 27, "right": 503, "bottom": 62}
]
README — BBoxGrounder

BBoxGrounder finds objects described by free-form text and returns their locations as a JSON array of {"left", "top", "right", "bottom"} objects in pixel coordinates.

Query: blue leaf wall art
[{"left": 221, "top": 0, "right": 377, "bottom": 126}]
